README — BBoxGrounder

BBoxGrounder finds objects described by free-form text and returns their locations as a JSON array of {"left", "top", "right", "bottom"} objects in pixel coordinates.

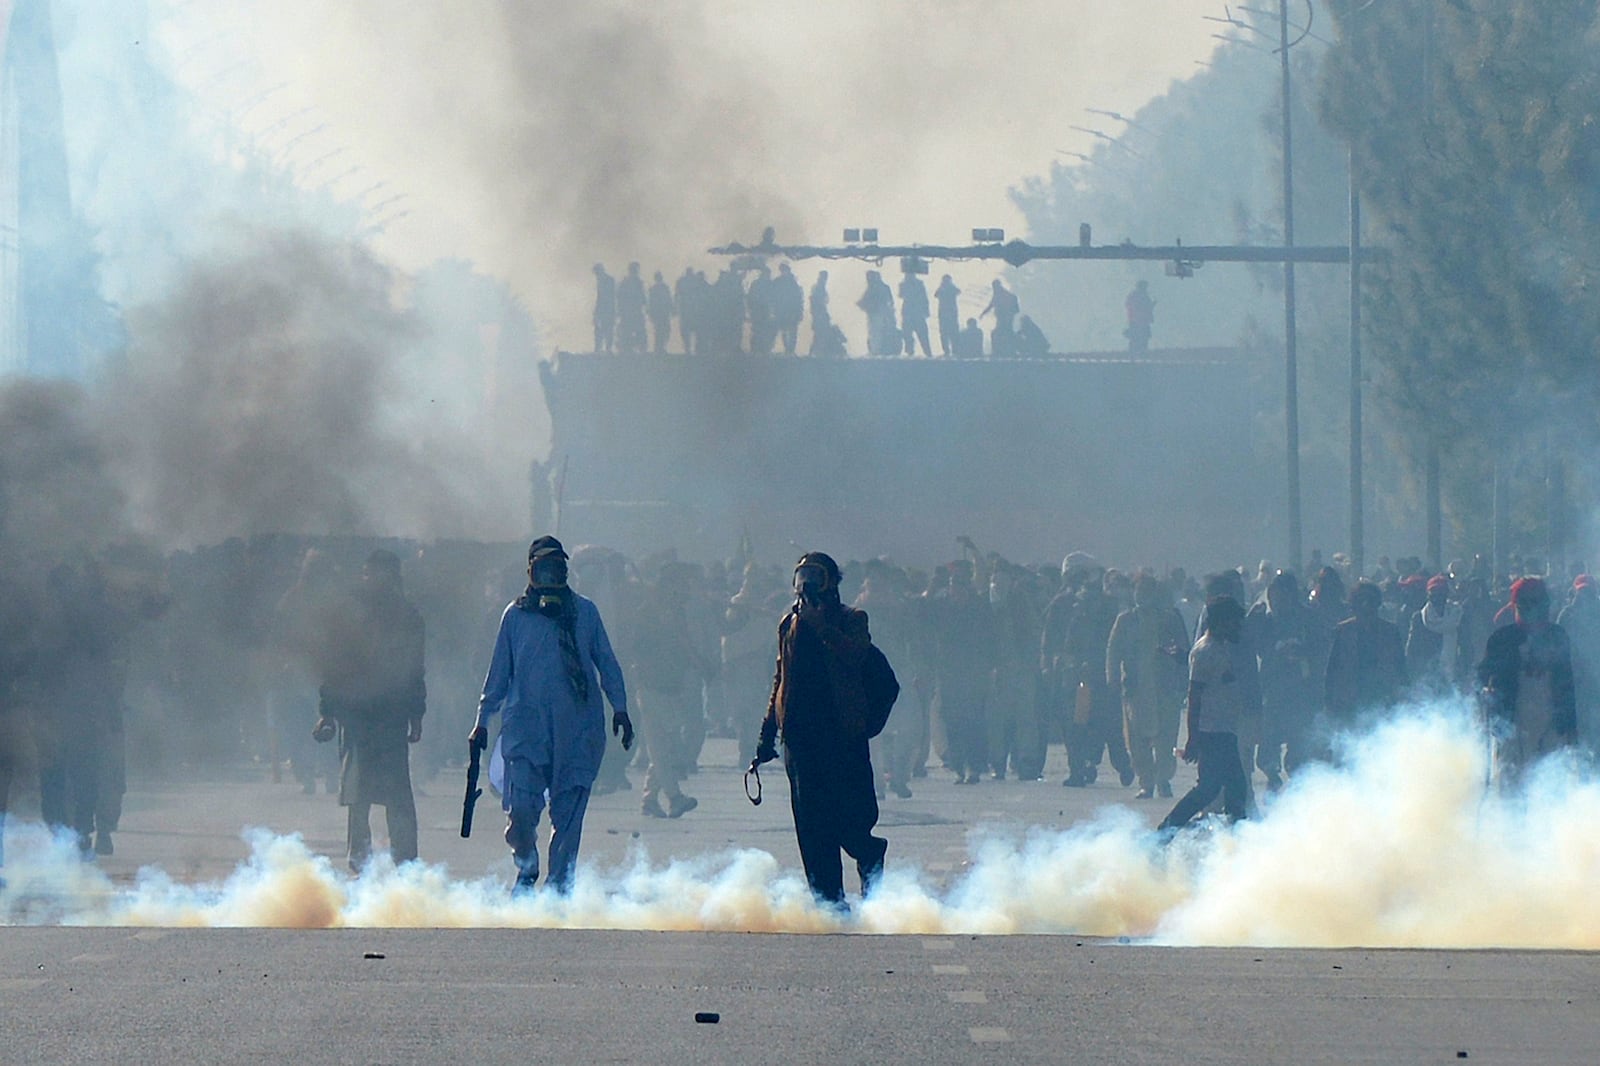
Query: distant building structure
[{"left": 0, "top": 0, "right": 110, "bottom": 379}]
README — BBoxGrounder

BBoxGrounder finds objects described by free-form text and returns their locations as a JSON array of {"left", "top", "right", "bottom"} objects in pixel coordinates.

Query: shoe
[
  {"left": 1063, "top": 774, "right": 1088, "bottom": 788},
  {"left": 94, "top": 832, "right": 114, "bottom": 857},
  {"left": 1157, "top": 781, "right": 1173, "bottom": 798},
  {"left": 891, "top": 781, "right": 913, "bottom": 799},
  {"left": 1135, "top": 788, "right": 1154, "bottom": 800},
  {"left": 667, "top": 795, "right": 698, "bottom": 819},
  {"left": 512, "top": 873, "right": 537, "bottom": 898},
  {"left": 641, "top": 796, "right": 668, "bottom": 818},
  {"left": 1119, "top": 768, "right": 1136, "bottom": 788}
]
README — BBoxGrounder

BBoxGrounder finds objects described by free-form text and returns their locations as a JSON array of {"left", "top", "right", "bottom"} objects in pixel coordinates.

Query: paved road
[
  {"left": 5, "top": 738, "right": 1600, "bottom": 1063},
  {"left": 3, "top": 927, "right": 1597, "bottom": 1064}
]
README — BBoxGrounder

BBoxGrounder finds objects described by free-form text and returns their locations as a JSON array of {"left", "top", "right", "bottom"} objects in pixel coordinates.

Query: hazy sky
[{"left": 165, "top": 1, "right": 1222, "bottom": 349}]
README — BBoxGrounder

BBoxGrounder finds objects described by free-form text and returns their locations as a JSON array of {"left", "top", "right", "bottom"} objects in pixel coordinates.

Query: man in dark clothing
[
  {"left": 33, "top": 561, "right": 120, "bottom": 857},
  {"left": 980, "top": 279, "right": 1019, "bottom": 357},
  {"left": 674, "top": 268, "right": 698, "bottom": 354},
  {"left": 747, "top": 265, "right": 777, "bottom": 354},
  {"left": 753, "top": 552, "right": 892, "bottom": 908},
  {"left": 932, "top": 561, "right": 996, "bottom": 784},
  {"left": 808, "top": 271, "right": 836, "bottom": 356},
  {"left": 617, "top": 263, "right": 648, "bottom": 353},
  {"left": 1063, "top": 576, "right": 1135, "bottom": 788},
  {"left": 1245, "top": 570, "right": 1315, "bottom": 787},
  {"left": 1479, "top": 577, "right": 1577, "bottom": 783},
  {"left": 647, "top": 271, "right": 674, "bottom": 354},
  {"left": 1321, "top": 580, "right": 1406, "bottom": 759},
  {"left": 1125, "top": 280, "right": 1154, "bottom": 353},
  {"left": 772, "top": 263, "right": 804, "bottom": 356},
  {"left": 899, "top": 270, "right": 932, "bottom": 357},
  {"left": 1556, "top": 575, "right": 1600, "bottom": 752},
  {"left": 313, "top": 550, "right": 426, "bottom": 871}
]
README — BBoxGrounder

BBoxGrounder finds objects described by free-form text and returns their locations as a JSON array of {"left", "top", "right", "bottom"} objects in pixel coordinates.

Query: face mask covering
[
  {"left": 531, "top": 557, "right": 568, "bottom": 617},
  {"left": 794, "top": 564, "right": 830, "bottom": 605}
]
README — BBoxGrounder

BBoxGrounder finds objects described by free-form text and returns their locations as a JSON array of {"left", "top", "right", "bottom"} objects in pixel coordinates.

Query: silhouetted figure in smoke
[
  {"left": 1320, "top": 580, "right": 1406, "bottom": 763},
  {"left": 955, "top": 317, "right": 984, "bottom": 357},
  {"left": 1245, "top": 570, "right": 1314, "bottom": 790},
  {"left": 1406, "top": 574, "right": 1468, "bottom": 695},
  {"left": 1107, "top": 575, "right": 1189, "bottom": 799},
  {"left": 809, "top": 271, "right": 845, "bottom": 356},
  {"left": 898, "top": 270, "right": 931, "bottom": 356},
  {"left": 753, "top": 552, "right": 894, "bottom": 908},
  {"left": 1557, "top": 575, "right": 1600, "bottom": 751},
  {"left": 630, "top": 563, "right": 710, "bottom": 819},
  {"left": 471, "top": 537, "right": 633, "bottom": 895},
  {"left": 746, "top": 265, "right": 777, "bottom": 354},
  {"left": 647, "top": 271, "right": 674, "bottom": 354},
  {"left": 1478, "top": 577, "right": 1577, "bottom": 785},
  {"left": 934, "top": 274, "right": 961, "bottom": 356},
  {"left": 0, "top": 577, "right": 36, "bottom": 882},
  {"left": 313, "top": 550, "right": 426, "bottom": 872},
  {"left": 617, "top": 262, "right": 648, "bottom": 354},
  {"left": 857, "top": 270, "right": 897, "bottom": 356},
  {"left": 980, "top": 279, "right": 1019, "bottom": 357},
  {"left": 1158, "top": 596, "right": 1257, "bottom": 832},
  {"left": 930, "top": 561, "right": 996, "bottom": 784},
  {"left": 771, "top": 263, "right": 804, "bottom": 356},
  {"left": 592, "top": 264, "right": 616, "bottom": 353},
  {"left": 33, "top": 561, "right": 120, "bottom": 857},
  {"left": 1125, "top": 280, "right": 1155, "bottom": 354},
  {"left": 1062, "top": 570, "right": 1135, "bottom": 788},
  {"left": 674, "top": 268, "right": 698, "bottom": 354},
  {"left": 1015, "top": 314, "right": 1050, "bottom": 357}
]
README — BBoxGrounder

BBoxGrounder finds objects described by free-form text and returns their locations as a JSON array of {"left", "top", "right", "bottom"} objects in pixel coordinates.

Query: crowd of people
[
  {"left": 0, "top": 529, "right": 1591, "bottom": 895},
  {"left": 590, "top": 261, "right": 1064, "bottom": 359}
]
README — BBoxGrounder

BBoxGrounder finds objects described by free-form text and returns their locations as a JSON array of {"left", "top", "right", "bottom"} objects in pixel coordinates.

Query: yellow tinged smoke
[{"left": 7, "top": 702, "right": 1600, "bottom": 946}]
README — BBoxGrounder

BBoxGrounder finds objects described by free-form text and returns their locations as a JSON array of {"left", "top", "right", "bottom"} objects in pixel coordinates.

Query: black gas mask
[
  {"left": 530, "top": 555, "right": 568, "bottom": 617},
  {"left": 794, "top": 562, "right": 832, "bottom": 608}
]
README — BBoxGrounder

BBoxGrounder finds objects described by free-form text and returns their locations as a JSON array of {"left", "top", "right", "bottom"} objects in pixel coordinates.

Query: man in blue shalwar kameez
[{"left": 470, "top": 537, "right": 634, "bottom": 895}]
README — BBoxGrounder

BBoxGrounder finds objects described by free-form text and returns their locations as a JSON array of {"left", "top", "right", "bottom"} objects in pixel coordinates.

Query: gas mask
[
  {"left": 531, "top": 556, "right": 568, "bottom": 618},
  {"left": 793, "top": 563, "right": 831, "bottom": 607}
]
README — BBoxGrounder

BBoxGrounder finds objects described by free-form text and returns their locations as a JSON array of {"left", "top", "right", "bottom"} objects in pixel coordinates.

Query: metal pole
[
  {"left": 1426, "top": 444, "right": 1442, "bottom": 571},
  {"left": 1349, "top": 144, "right": 1364, "bottom": 577},
  {"left": 1281, "top": 0, "right": 1302, "bottom": 573}
]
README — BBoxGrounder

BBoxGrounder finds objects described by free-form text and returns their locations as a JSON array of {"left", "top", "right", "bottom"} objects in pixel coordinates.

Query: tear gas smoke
[
  {"left": 94, "top": 226, "right": 528, "bottom": 546},
  {"left": 7, "top": 703, "right": 1600, "bottom": 947}
]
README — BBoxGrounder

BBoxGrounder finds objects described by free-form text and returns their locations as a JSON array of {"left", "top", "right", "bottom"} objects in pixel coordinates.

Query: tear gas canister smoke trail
[{"left": 7, "top": 703, "right": 1600, "bottom": 947}]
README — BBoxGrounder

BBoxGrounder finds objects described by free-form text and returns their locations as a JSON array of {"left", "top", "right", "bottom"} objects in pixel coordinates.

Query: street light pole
[
  {"left": 1345, "top": 0, "right": 1367, "bottom": 581},
  {"left": 1349, "top": 143, "right": 1364, "bottom": 578},
  {"left": 1280, "top": 0, "right": 1303, "bottom": 574}
]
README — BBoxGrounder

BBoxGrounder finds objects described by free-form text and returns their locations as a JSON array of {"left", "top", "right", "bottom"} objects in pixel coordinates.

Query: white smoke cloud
[{"left": 7, "top": 702, "right": 1600, "bottom": 947}]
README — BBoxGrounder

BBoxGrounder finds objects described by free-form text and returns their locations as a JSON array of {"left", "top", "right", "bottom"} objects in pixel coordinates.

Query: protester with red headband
[
  {"left": 1406, "top": 574, "right": 1467, "bottom": 693},
  {"left": 1477, "top": 577, "right": 1577, "bottom": 784}
]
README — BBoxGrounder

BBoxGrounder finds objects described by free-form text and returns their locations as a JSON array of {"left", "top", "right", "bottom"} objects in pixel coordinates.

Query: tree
[{"left": 1320, "top": 0, "right": 1600, "bottom": 567}]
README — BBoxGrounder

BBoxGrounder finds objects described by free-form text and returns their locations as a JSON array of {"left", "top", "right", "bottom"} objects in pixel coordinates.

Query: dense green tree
[{"left": 1321, "top": 0, "right": 1600, "bottom": 563}]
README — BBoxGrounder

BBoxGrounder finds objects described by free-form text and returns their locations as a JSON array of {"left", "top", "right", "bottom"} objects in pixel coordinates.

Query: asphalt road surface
[{"left": 2, "top": 739, "right": 1598, "bottom": 1064}]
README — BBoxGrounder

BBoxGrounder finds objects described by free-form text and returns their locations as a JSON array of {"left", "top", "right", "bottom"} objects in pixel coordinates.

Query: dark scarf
[{"left": 516, "top": 584, "right": 589, "bottom": 703}]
